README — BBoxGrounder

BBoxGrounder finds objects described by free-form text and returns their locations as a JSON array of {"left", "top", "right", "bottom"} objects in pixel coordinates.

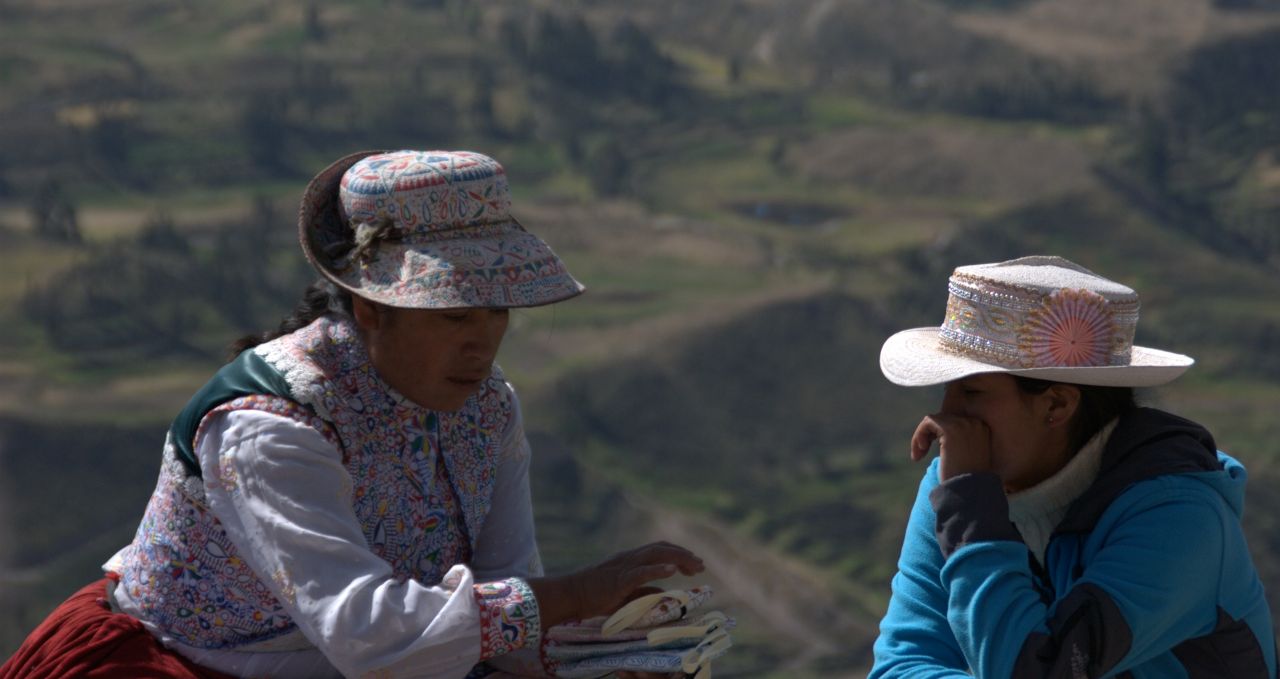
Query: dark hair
[
  {"left": 227, "top": 279, "right": 353, "bottom": 359},
  {"left": 1012, "top": 375, "right": 1137, "bottom": 452}
]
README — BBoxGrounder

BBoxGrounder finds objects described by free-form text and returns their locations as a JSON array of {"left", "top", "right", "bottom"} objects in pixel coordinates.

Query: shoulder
[
  {"left": 1090, "top": 472, "right": 1238, "bottom": 550},
  {"left": 1098, "top": 409, "right": 1239, "bottom": 522},
  {"left": 193, "top": 403, "right": 347, "bottom": 491},
  {"left": 197, "top": 397, "right": 340, "bottom": 453},
  {"left": 1105, "top": 472, "right": 1229, "bottom": 510},
  {"left": 1060, "top": 408, "right": 1222, "bottom": 532},
  {"left": 201, "top": 394, "right": 336, "bottom": 443},
  {"left": 1105, "top": 408, "right": 1219, "bottom": 473}
]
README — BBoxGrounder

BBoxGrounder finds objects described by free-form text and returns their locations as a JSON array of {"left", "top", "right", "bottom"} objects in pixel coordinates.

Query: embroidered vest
[{"left": 107, "top": 315, "right": 510, "bottom": 649}]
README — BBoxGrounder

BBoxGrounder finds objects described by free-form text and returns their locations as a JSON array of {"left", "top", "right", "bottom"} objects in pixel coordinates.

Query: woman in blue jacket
[{"left": 870, "top": 255, "right": 1276, "bottom": 678}]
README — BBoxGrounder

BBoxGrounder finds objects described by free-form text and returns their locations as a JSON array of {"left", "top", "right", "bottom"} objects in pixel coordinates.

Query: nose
[{"left": 940, "top": 383, "right": 965, "bottom": 415}]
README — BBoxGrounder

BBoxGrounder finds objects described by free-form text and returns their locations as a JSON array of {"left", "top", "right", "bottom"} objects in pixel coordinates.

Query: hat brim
[
  {"left": 880, "top": 327, "right": 1194, "bottom": 388},
  {"left": 332, "top": 224, "right": 586, "bottom": 309},
  {"left": 297, "top": 150, "right": 584, "bottom": 309}
]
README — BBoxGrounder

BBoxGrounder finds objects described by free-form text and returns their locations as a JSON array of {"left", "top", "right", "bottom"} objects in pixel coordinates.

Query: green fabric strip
[{"left": 168, "top": 349, "right": 298, "bottom": 478}]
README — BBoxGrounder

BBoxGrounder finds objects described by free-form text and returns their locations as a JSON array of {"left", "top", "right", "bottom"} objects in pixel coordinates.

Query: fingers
[
  {"left": 570, "top": 541, "right": 707, "bottom": 620},
  {"left": 618, "top": 542, "right": 705, "bottom": 576},
  {"left": 621, "top": 564, "right": 681, "bottom": 591},
  {"left": 911, "top": 415, "right": 944, "bottom": 462},
  {"left": 913, "top": 413, "right": 995, "bottom": 481},
  {"left": 616, "top": 542, "right": 705, "bottom": 590}
]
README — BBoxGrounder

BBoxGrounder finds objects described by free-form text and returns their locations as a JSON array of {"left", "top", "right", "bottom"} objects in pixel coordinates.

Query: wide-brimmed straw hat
[
  {"left": 298, "top": 149, "right": 585, "bottom": 308},
  {"left": 880, "top": 256, "right": 1194, "bottom": 387}
]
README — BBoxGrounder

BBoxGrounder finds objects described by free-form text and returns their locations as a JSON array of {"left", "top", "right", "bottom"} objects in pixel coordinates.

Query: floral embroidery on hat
[
  {"left": 1019, "top": 289, "right": 1116, "bottom": 368},
  {"left": 300, "top": 150, "right": 584, "bottom": 309}
]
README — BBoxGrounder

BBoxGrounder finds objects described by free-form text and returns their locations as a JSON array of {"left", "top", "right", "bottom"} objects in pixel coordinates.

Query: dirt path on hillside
[{"left": 626, "top": 495, "right": 878, "bottom": 676}]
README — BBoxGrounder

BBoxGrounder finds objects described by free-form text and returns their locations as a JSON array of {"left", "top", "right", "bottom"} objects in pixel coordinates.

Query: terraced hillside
[{"left": 2, "top": 0, "right": 1279, "bottom": 675}]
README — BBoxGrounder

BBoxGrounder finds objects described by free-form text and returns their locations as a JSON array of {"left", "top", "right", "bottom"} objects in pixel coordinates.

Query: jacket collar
[{"left": 1056, "top": 407, "right": 1220, "bottom": 534}]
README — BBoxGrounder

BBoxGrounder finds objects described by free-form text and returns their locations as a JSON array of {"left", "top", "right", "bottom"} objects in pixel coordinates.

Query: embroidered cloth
[{"left": 104, "top": 316, "right": 543, "bottom": 678}]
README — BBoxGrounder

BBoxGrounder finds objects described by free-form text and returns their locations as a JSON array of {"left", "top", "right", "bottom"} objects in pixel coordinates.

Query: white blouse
[{"left": 111, "top": 387, "right": 544, "bottom": 679}]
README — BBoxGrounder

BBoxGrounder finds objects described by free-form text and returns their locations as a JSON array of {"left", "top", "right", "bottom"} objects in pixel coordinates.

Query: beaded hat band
[
  {"left": 299, "top": 149, "right": 584, "bottom": 309},
  {"left": 880, "top": 256, "right": 1194, "bottom": 387}
]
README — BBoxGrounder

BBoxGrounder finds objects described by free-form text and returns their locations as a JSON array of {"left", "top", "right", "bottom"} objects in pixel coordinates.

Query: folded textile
[
  {"left": 544, "top": 613, "right": 734, "bottom": 660},
  {"left": 546, "top": 587, "right": 715, "bottom": 643},
  {"left": 545, "top": 610, "right": 730, "bottom": 645},
  {"left": 550, "top": 629, "right": 732, "bottom": 679},
  {"left": 602, "top": 585, "right": 714, "bottom": 635},
  {"left": 541, "top": 586, "right": 733, "bottom": 679}
]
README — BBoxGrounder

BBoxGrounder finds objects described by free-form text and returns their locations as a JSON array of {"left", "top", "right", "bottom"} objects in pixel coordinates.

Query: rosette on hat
[{"left": 879, "top": 256, "right": 1193, "bottom": 387}]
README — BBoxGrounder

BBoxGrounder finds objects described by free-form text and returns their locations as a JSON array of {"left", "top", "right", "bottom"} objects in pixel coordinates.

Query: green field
[{"left": 3, "top": 1, "right": 1280, "bottom": 675}]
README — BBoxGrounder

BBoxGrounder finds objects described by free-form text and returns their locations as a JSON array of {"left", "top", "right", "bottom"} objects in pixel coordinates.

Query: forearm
[
  {"left": 931, "top": 472, "right": 1063, "bottom": 677},
  {"left": 870, "top": 460, "right": 971, "bottom": 677}
]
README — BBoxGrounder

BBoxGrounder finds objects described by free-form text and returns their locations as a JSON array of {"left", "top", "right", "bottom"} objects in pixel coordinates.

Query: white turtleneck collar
[{"left": 1007, "top": 418, "right": 1120, "bottom": 566}]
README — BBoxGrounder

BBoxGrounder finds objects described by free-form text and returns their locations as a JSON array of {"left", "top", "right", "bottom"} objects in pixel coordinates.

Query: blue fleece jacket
[{"left": 869, "top": 408, "right": 1276, "bottom": 678}]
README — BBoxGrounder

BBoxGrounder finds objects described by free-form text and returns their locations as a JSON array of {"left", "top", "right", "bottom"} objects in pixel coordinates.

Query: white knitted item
[{"left": 1007, "top": 419, "right": 1118, "bottom": 564}]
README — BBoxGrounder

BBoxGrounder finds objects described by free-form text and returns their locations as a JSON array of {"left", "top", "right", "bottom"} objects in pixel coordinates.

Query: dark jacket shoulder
[{"left": 1058, "top": 407, "right": 1221, "bottom": 534}]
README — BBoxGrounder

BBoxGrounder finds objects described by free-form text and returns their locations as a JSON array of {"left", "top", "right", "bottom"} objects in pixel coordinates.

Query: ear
[
  {"left": 1044, "top": 384, "right": 1081, "bottom": 429},
  {"left": 350, "top": 295, "right": 382, "bottom": 332}
]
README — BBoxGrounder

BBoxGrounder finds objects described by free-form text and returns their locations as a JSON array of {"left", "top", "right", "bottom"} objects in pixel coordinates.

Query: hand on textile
[
  {"left": 529, "top": 542, "right": 704, "bottom": 628},
  {"left": 911, "top": 412, "right": 993, "bottom": 482},
  {"left": 575, "top": 541, "right": 705, "bottom": 620}
]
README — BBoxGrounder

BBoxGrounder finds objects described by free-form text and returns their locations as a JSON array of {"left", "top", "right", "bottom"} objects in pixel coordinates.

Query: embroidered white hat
[
  {"left": 879, "top": 256, "right": 1194, "bottom": 387},
  {"left": 299, "top": 149, "right": 585, "bottom": 309}
]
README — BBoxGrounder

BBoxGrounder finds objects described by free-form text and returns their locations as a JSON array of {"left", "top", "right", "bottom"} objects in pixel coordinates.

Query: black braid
[{"left": 227, "top": 279, "right": 354, "bottom": 360}]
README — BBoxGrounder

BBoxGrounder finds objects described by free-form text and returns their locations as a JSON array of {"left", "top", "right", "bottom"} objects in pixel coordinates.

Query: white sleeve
[
  {"left": 472, "top": 384, "right": 544, "bottom": 582},
  {"left": 196, "top": 409, "right": 507, "bottom": 679},
  {"left": 472, "top": 385, "right": 555, "bottom": 677}
]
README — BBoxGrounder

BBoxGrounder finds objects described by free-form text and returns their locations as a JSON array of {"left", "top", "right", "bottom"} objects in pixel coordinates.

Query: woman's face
[
  {"left": 357, "top": 303, "right": 511, "bottom": 412},
  {"left": 939, "top": 373, "right": 1066, "bottom": 492}
]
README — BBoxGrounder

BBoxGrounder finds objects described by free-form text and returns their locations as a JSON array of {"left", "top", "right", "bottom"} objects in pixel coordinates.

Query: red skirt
[{"left": 1, "top": 579, "right": 236, "bottom": 679}]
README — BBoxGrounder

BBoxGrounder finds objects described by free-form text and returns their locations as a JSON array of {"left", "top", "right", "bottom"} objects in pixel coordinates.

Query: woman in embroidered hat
[
  {"left": 868, "top": 256, "right": 1275, "bottom": 678},
  {"left": 1, "top": 150, "right": 704, "bottom": 679}
]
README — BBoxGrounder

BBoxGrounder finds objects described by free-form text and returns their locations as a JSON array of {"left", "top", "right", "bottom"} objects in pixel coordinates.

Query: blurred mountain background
[{"left": 1, "top": 0, "right": 1279, "bottom": 675}]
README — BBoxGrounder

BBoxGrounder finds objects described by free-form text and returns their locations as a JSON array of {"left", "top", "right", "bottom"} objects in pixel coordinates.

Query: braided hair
[{"left": 227, "top": 279, "right": 354, "bottom": 360}]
